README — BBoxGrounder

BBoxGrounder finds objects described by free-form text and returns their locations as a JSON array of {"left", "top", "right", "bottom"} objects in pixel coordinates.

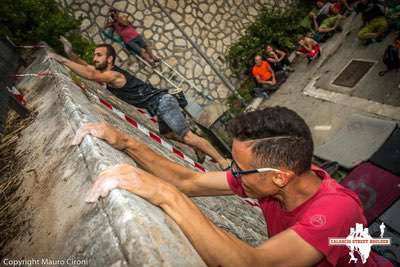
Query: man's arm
[
  {"left": 87, "top": 164, "right": 324, "bottom": 267},
  {"left": 275, "top": 49, "right": 286, "bottom": 61},
  {"left": 104, "top": 14, "right": 114, "bottom": 28},
  {"left": 49, "top": 53, "right": 124, "bottom": 85},
  {"left": 59, "top": 36, "right": 91, "bottom": 67},
  {"left": 266, "top": 57, "right": 278, "bottom": 64},
  {"left": 255, "top": 74, "right": 275, "bottom": 85},
  {"left": 72, "top": 123, "right": 233, "bottom": 196},
  {"left": 269, "top": 67, "right": 276, "bottom": 84},
  {"left": 311, "top": 13, "right": 320, "bottom": 31},
  {"left": 165, "top": 193, "right": 323, "bottom": 267}
]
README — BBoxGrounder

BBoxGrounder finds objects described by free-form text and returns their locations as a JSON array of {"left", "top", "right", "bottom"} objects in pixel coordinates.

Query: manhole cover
[{"left": 332, "top": 60, "right": 375, "bottom": 88}]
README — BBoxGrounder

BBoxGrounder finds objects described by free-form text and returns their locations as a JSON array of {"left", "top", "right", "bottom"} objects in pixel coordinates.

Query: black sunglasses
[{"left": 230, "top": 160, "right": 283, "bottom": 179}]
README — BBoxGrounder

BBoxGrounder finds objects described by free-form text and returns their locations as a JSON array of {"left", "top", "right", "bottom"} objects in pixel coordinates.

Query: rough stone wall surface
[
  {"left": 3, "top": 48, "right": 267, "bottom": 266},
  {"left": 58, "top": 0, "right": 294, "bottom": 107}
]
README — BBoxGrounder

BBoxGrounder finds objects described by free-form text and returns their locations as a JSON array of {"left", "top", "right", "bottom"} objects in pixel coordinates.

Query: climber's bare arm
[
  {"left": 68, "top": 53, "right": 91, "bottom": 67},
  {"left": 59, "top": 36, "right": 91, "bottom": 67},
  {"left": 72, "top": 123, "right": 232, "bottom": 196},
  {"left": 86, "top": 164, "right": 323, "bottom": 267},
  {"left": 48, "top": 53, "right": 125, "bottom": 86}
]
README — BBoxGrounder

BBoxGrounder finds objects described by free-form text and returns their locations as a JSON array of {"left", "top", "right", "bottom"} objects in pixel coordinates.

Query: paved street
[{"left": 257, "top": 13, "right": 400, "bottom": 146}]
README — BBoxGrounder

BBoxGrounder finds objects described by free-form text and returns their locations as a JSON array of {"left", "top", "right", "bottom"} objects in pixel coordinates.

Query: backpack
[{"left": 379, "top": 45, "right": 400, "bottom": 76}]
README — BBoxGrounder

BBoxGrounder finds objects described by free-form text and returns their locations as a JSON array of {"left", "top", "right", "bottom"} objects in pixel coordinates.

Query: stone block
[
  {"left": 185, "top": 14, "right": 195, "bottom": 26},
  {"left": 166, "top": 0, "right": 178, "bottom": 9},
  {"left": 113, "top": 1, "right": 127, "bottom": 11},
  {"left": 143, "top": 15, "right": 155, "bottom": 28}
]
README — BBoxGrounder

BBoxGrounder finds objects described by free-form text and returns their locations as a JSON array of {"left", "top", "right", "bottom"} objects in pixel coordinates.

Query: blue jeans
[{"left": 156, "top": 94, "right": 189, "bottom": 139}]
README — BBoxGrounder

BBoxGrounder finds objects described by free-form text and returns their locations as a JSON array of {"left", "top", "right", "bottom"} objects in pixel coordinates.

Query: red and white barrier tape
[
  {"left": 10, "top": 71, "right": 54, "bottom": 79},
  {"left": 16, "top": 45, "right": 47, "bottom": 49},
  {"left": 136, "top": 108, "right": 158, "bottom": 124},
  {"left": 7, "top": 86, "right": 27, "bottom": 105},
  {"left": 91, "top": 94, "right": 207, "bottom": 172}
]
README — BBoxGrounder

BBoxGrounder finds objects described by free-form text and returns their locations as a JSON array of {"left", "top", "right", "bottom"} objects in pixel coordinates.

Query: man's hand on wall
[
  {"left": 86, "top": 163, "right": 177, "bottom": 206},
  {"left": 59, "top": 35, "right": 73, "bottom": 56},
  {"left": 47, "top": 52, "right": 68, "bottom": 64},
  {"left": 72, "top": 122, "right": 128, "bottom": 150}
]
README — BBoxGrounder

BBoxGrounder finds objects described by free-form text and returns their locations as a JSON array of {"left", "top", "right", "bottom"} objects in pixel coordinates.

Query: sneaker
[{"left": 261, "top": 92, "right": 270, "bottom": 99}]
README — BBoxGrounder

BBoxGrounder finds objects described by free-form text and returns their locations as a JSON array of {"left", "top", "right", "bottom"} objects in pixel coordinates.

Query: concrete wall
[
  {"left": 2, "top": 48, "right": 267, "bottom": 266},
  {"left": 58, "top": 0, "right": 294, "bottom": 108}
]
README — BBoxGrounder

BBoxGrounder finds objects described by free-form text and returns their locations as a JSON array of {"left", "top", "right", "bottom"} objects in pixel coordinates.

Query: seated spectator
[
  {"left": 379, "top": 34, "right": 400, "bottom": 76},
  {"left": 310, "top": 5, "right": 345, "bottom": 42},
  {"left": 301, "top": 1, "right": 332, "bottom": 30},
  {"left": 355, "top": 0, "right": 388, "bottom": 45},
  {"left": 302, "top": 0, "right": 354, "bottom": 30},
  {"left": 315, "top": 0, "right": 334, "bottom": 15},
  {"left": 296, "top": 35, "right": 321, "bottom": 63},
  {"left": 252, "top": 55, "right": 286, "bottom": 97},
  {"left": 262, "top": 45, "right": 294, "bottom": 72},
  {"left": 105, "top": 9, "right": 159, "bottom": 66}
]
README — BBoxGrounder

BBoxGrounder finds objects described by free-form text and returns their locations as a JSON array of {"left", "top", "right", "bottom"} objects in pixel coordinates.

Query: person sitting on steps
[
  {"left": 252, "top": 55, "right": 287, "bottom": 98},
  {"left": 105, "top": 8, "right": 159, "bottom": 66},
  {"left": 355, "top": 0, "right": 388, "bottom": 45},
  {"left": 262, "top": 45, "right": 294, "bottom": 72},
  {"left": 309, "top": 5, "right": 345, "bottom": 42},
  {"left": 296, "top": 35, "right": 321, "bottom": 63}
]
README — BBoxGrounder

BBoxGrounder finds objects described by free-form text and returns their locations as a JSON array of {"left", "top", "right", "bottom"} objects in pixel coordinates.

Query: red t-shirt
[
  {"left": 112, "top": 21, "right": 140, "bottom": 43},
  {"left": 226, "top": 165, "right": 393, "bottom": 267}
]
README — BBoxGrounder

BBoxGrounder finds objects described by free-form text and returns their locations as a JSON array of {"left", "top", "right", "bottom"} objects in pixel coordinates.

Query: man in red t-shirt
[
  {"left": 73, "top": 107, "right": 394, "bottom": 267},
  {"left": 106, "top": 9, "right": 159, "bottom": 65}
]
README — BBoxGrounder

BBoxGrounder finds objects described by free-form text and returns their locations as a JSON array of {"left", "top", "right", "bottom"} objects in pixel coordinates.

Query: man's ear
[
  {"left": 107, "top": 56, "right": 114, "bottom": 65},
  {"left": 271, "top": 172, "right": 291, "bottom": 188}
]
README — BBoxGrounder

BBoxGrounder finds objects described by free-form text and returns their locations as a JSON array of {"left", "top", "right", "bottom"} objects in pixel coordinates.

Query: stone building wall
[{"left": 59, "top": 0, "right": 294, "bottom": 108}]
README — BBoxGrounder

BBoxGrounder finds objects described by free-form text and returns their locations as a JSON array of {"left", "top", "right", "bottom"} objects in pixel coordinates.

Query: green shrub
[
  {"left": 225, "top": 1, "right": 313, "bottom": 75},
  {"left": 68, "top": 32, "right": 96, "bottom": 64},
  {"left": 0, "top": 0, "right": 94, "bottom": 63},
  {"left": 224, "top": 1, "right": 313, "bottom": 112}
]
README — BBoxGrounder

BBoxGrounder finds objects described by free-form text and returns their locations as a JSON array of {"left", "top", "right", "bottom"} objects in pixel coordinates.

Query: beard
[{"left": 94, "top": 61, "right": 108, "bottom": 71}]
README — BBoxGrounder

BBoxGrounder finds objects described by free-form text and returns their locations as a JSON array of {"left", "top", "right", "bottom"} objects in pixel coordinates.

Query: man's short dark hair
[
  {"left": 228, "top": 106, "right": 314, "bottom": 175},
  {"left": 96, "top": 44, "right": 116, "bottom": 65}
]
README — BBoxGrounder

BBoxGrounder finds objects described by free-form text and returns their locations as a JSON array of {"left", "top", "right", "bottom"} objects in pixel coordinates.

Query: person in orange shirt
[{"left": 252, "top": 55, "right": 286, "bottom": 96}]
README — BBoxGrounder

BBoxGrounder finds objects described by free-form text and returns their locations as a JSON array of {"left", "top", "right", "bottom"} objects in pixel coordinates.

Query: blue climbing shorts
[{"left": 157, "top": 94, "right": 190, "bottom": 139}]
